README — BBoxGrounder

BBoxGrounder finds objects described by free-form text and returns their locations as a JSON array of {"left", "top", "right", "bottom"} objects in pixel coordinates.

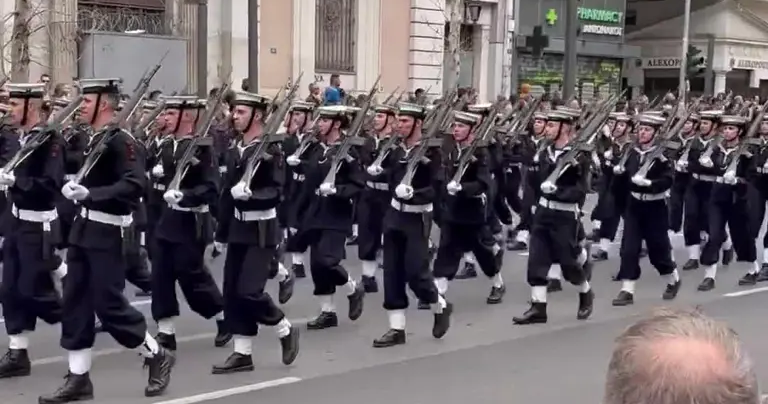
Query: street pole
[
  {"left": 508, "top": 0, "right": 520, "bottom": 98},
  {"left": 562, "top": 0, "right": 578, "bottom": 100},
  {"left": 678, "top": 0, "right": 691, "bottom": 103},
  {"left": 196, "top": 0, "right": 208, "bottom": 97},
  {"left": 248, "top": 0, "right": 259, "bottom": 92}
]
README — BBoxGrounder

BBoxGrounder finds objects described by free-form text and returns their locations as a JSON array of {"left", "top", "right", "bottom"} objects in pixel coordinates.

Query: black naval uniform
[
  {"left": 214, "top": 103, "right": 299, "bottom": 373},
  {"left": 58, "top": 123, "right": 88, "bottom": 249},
  {"left": 0, "top": 115, "right": 64, "bottom": 379},
  {"left": 152, "top": 133, "right": 228, "bottom": 350},
  {"left": 668, "top": 129, "right": 697, "bottom": 233},
  {"left": 749, "top": 132, "right": 768, "bottom": 280},
  {"left": 146, "top": 135, "right": 168, "bottom": 267},
  {"left": 591, "top": 138, "right": 630, "bottom": 260},
  {"left": 283, "top": 120, "right": 316, "bottom": 279}
]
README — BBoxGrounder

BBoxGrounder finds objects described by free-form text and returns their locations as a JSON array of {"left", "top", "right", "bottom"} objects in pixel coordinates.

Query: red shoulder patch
[
  {"left": 126, "top": 141, "right": 136, "bottom": 161},
  {"left": 50, "top": 142, "right": 59, "bottom": 158}
]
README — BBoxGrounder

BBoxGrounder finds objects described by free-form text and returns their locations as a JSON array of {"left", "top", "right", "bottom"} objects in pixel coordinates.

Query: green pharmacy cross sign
[{"left": 545, "top": 9, "right": 558, "bottom": 26}]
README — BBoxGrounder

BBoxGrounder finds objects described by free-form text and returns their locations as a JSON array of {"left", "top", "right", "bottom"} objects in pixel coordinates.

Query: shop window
[{"left": 315, "top": 0, "right": 357, "bottom": 73}]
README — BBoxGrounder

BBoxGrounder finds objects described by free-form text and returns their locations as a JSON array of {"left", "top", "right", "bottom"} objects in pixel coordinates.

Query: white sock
[
  {"left": 388, "top": 309, "right": 406, "bottom": 330},
  {"left": 621, "top": 280, "right": 636, "bottom": 294},
  {"left": 491, "top": 243, "right": 501, "bottom": 255},
  {"left": 9, "top": 333, "right": 29, "bottom": 350},
  {"left": 531, "top": 285, "right": 547, "bottom": 303},
  {"left": 291, "top": 253, "right": 304, "bottom": 266},
  {"left": 700, "top": 231, "right": 709, "bottom": 243},
  {"left": 723, "top": 235, "right": 732, "bottom": 250},
  {"left": 704, "top": 264, "right": 718, "bottom": 279},
  {"left": 464, "top": 252, "right": 476, "bottom": 264},
  {"left": 352, "top": 224, "right": 358, "bottom": 237},
  {"left": 343, "top": 277, "right": 357, "bottom": 296},
  {"left": 578, "top": 280, "right": 591, "bottom": 293},
  {"left": 137, "top": 332, "right": 160, "bottom": 358},
  {"left": 214, "top": 312, "right": 224, "bottom": 321},
  {"left": 140, "top": 232, "right": 146, "bottom": 246},
  {"left": 599, "top": 238, "right": 611, "bottom": 252},
  {"left": 577, "top": 248, "right": 588, "bottom": 266},
  {"left": 687, "top": 245, "right": 700, "bottom": 260},
  {"left": 750, "top": 261, "right": 760, "bottom": 275},
  {"left": 68, "top": 349, "right": 92, "bottom": 375},
  {"left": 275, "top": 262, "right": 289, "bottom": 282},
  {"left": 592, "top": 220, "right": 601, "bottom": 230},
  {"left": 319, "top": 295, "right": 335, "bottom": 313},
  {"left": 664, "top": 269, "right": 680, "bottom": 285},
  {"left": 435, "top": 277, "right": 449, "bottom": 295},
  {"left": 273, "top": 318, "right": 291, "bottom": 339},
  {"left": 431, "top": 294, "right": 447, "bottom": 314},
  {"left": 515, "top": 230, "right": 529, "bottom": 243},
  {"left": 491, "top": 273, "right": 504, "bottom": 288},
  {"left": 763, "top": 248, "right": 768, "bottom": 264},
  {"left": 53, "top": 262, "right": 68, "bottom": 279},
  {"left": 361, "top": 260, "right": 377, "bottom": 277},
  {"left": 157, "top": 318, "right": 176, "bottom": 335},
  {"left": 233, "top": 336, "right": 252, "bottom": 355},
  {"left": 547, "top": 264, "right": 562, "bottom": 280}
]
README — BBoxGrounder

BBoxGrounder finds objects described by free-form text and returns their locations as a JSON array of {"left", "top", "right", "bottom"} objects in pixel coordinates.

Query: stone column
[
  {"left": 355, "top": 0, "right": 381, "bottom": 94},
  {"left": 409, "top": 0, "right": 444, "bottom": 98},
  {"left": 47, "top": 0, "right": 78, "bottom": 84},
  {"left": 168, "top": 0, "right": 198, "bottom": 93},
  {"left": 714, "top": 71, "right": 727, "bottom": 95}
]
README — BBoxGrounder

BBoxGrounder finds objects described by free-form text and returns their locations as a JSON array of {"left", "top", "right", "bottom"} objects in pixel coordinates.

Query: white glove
[
  {"left": 612, "top": 165, "right": 625, "bottom": 175},
  {"left": 286, "top": 155, "right": 301, "bottom": 166},
  {"left": 395, "top": 184, "right": 414, "bottom": 200},
  {"left": 230, "top": 181, "right": 252, "bottom": 200},
  {"left": 446, "top": 180, "right": 462, "bottom": 195},
  {"left": 762, "top": 160, "right": 768, "bottom": 171},
  {"left": 601, "top": 125, "right": 611, "bottom": 137},
  {"left": 319, "top": 182, "right": 337, "bottom": 196},
  {"left": 675, "top": 161, "right": 687, "bottom": 172},
  {"left": 699, "top": 156, "right": 713, "bottom": 168},
  {"left": 603, "top": 149, "right": 613, "bottom": 160},
  {"left": 0, "top": 172, "right": 15, "bottom": 186},
  {"left": 631, "top": 175, "right": 652, "bottom": 187},
  {"left": 366, "top": 164, "right": 383, "bottom": 176},
  {"left": 163, "top": 190, "right": 183, "bottom": 205},
  {"left": 723, "top": 171, "right": 737, "bottom": 185},
  {"left": 288, "top": 227, "right": 298, "bottom": 236},
  {"left": 540, "top": 181, "right": 557, "bottom": 194},
  {"left": 213, "top": 241, "right": 226, "bottom": 252},
  {"left": 151, "top": 164, "right": 164, "bottom": 178},
  {"left": 61, "top": 181, "right": 89, "bottom": 201}
]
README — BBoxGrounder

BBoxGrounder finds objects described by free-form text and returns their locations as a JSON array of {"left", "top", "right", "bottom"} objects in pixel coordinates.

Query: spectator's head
[
  {"left": 39, "top": 74, "right": 50, "bottom": 85},
  {"left": 415, "top": 88, "right": 425, "bottom": 98},
  {"left": 241, "top": 78, "right": 250, "bottom": 91},
  {"left": 309, "top": 82, "right": 320, "bottom": 96},
  {"left": 330, "top": 74, "right": 341, "bottom": 87},
  {"left": 604, "top": 307, "right": 759, "bottom": 404},
  {"left": 149, "top": 90, "right": 163, "bottom": 101}
]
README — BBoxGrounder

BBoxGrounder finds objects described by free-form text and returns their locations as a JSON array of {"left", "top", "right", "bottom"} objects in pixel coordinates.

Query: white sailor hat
[
  {"left": 547, "top": 106, "right": 580, "bottom": 122},
  {"left": 719, "top": 115, "right": 748, "bottom": 126},
  {"left": 5, "top": 83, "right": 47, "bottom": 99},
  {"left": 466, "top": 103, "right": 494, "bottom": 116},
  {"left": 161, "top": 95, "right": 199, "bottom": 109},
  {"left": 52, "top": 97, "right": 71, "bottom": 108},
  {"left": 644, "top": 111, "right": 664, "bottom": 117},
  {"left": 317, "top": 105, "right": 352, "bottom": 119},
  {"left": 77, "top": 78, "right": 122, "bottom": 94},
  {"left": 687, "top": 113, "right": 701, "bottom": 122},
  {"left": 231, "top": 91, "right": 270, "bottom": 109},
  {"left": 454, "top": 111, "right": 482, "bottom": 126},
  {"left": 609, "top": 112, "right": 630, "bottom": 122},
  {"left": 533, "top": 112, "right": 547, "bottom": 120},
  {"left": 373, "top": 104, "right": 397, "bottom": 115},
  {"left": 141, "top": 100, "right": 159, "bottom": 110},
  {"left": 698, "top": 110, "right": 723, "bottom": 121},
  {"left": 397, "top": 102, "right": 427, "bottom": 119},
  {"left": 290, "top": 101, "right": 314, "bottom": 113},
  {"left": 634, "top": 114, "right": 666, "bottom": 127}
]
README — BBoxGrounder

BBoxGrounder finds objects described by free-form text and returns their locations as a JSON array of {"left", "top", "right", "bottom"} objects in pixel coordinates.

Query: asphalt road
[{"left": 2, "top": 196, "right": 768, "bottom": 404}]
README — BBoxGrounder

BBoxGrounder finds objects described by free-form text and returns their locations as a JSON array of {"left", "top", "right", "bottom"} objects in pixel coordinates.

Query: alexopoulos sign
[{"left": 577, "top": 7, "right": 624, "bottom": 36}]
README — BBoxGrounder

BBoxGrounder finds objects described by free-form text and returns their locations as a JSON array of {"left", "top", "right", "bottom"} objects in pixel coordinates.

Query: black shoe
[
  {"left": 347, "top": 284, "right": 365, "bottom": 321},
  {"left": 757, "top": 265, "right": 768, "bottom": 282},
  {"left": 588, "top": 229, "right": 600, "bottom": 242},
  {"left": 135, "top": 290, "right": 152, "bottom": 297},
  {"left": 292, "top": 263, "right": 306, "bottom": 278},
  {"left": 486, "top": 285, "right": 506, "bottom": 304},
  {"left": 682, "top": 258, "right": 699, "bottom": 271},
  {"left": 722, "top": 248, "right": 734, "bottom": 266},
  {"left": 547, "top": 278, "right": 562, "bottom": 293},
  {"left": 513, "top": 302, "right": 547, "bottom": 325},
  {"left": 144, "top": 347, "right": 175, "bottom": 397},
  {"left": 211, "top": 352, "right": 254, "bottom": 374},
  {"left": 738, "top": 272, "right": 758, "bottom": 286},
  {"left": 38, "top": 372, "right": 94, "bottom": 403},
  {"left": 373, "top": 329, "right": 406, "bottom": 348},
  {"left": 280, "top": 326, "right": 300, "bottom": 365},
  {"left": 417, "top": 300, "right": 431, "bottom": 310},
  {"left": 432, "top": 302, "right": 453, "bottom": 339},
  {"left": 361, "top": 275, "right": 378, "bottom": 293},
  {"left": 346, "top": 235, "right": 358, "bottom": 245},
  {"left": 697, "top": 277, "right": 715, "bottom": 291},
  {"left": 278, "top": 273, "right": 295, "bottom": 304},
  {"left": 214, "top": 319, "right": 232, "bottom": 348},
  {"left": 507, "top": 240, "right": 528, "bottom": 251},
  {"left": 577, "top": 289, "right": 594, "bottom": 320},
  {"left": 663, "top": 280, "right": 681, "bottom": 300},
  {"left": 0, "top": 348, "right": 31, "bottom": 378},
  {"left": 307, "top": 312, "right": 338, "bottom": 330},
  {"left": 591, "top": 249, "right": 608, "bottom": 262},
  {"left": 455, "top": 262, "right": 478, "bottom": 279},
  {"left": 155, "top": 333, "right": 177, "bottom": 351},
  {"left": 612, "top": 290, "right": 634, "bottom": 306}
]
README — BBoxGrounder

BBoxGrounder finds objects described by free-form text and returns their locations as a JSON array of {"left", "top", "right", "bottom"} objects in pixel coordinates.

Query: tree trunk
[
  {"left": 445, "top": 0, "right": 463, "bottom": 91},
  {"left": 11, "top": 0, "right": 31, "bottom": 82}
]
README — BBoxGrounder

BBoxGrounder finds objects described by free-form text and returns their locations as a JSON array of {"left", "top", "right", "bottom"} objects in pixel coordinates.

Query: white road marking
[
  {"left": 723, "top": 287, "right": 768, "bottom": 297},
  {"left": 152, "top": 377, "right": 302, "bottom": 404},
  {"left": 0, "top": 299, "right": 152, "bottom": 324}
]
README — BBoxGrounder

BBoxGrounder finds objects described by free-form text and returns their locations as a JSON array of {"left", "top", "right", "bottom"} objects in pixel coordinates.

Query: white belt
[
  {"left": 64, "top": 174, "right": 76, "bottom": 181},
  {"left": 153, "top": 183, "right": 166, "bottom": 191},
  {"left": 505, "top": 163, "right": 522, "bottom": 172},
  {"left": 390, "top": 199, "right": 432, "bottom": 213},
  {"left": 169, "top": 204, "right": 209, "bottom": 213},
  {"left": 537, "top": 197, "right": 579, "bottom": 213},
  {"left": 218, "top": 166, "right": 227, "bottom": 174},
  {"left": 631, "top": 191, "right": 668, "bottom": 201},
  {"left": 80, "top": 207, "right": 133, "bottom": 227},
  {"left": 757, "top": 167, "right": 768, "bottom": 174},
  {"left": 0, "top": 185, "right": 6, "bottom": 191},
  {"left": 293, "top": 173, "right": 305, "bottom": 182},
  {"left": 11, "top": 205, "right": 57, "bottom": 230},
  {"left": 366, "top": 181, "right": 389, "bottom": 191},
  {"left": 234, "top": 207, "right": 277, "bottom": 221},
  {"left": 693, "top": 173, "right": 741, "bottom": 184}
]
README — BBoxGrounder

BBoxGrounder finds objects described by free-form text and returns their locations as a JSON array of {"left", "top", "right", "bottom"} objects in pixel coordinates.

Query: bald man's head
[{"left": 604, "top": 307, "right": 759, "bottom": 404}]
